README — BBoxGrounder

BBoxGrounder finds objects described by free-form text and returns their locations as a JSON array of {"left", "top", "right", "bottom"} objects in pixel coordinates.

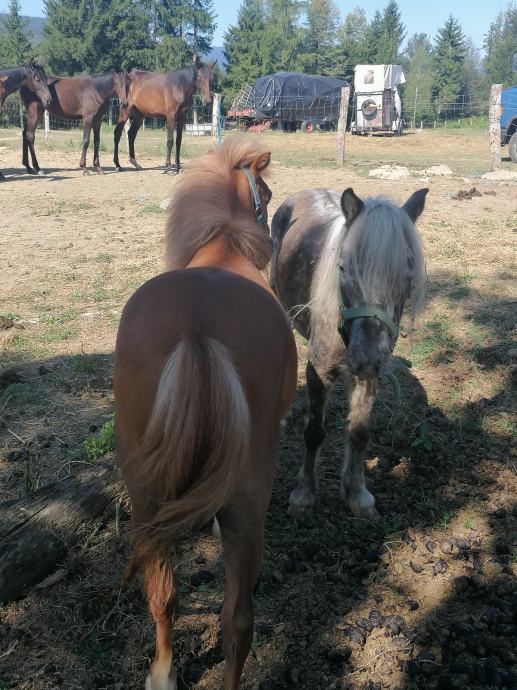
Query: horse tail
[{"left": 131, "top": 336, "right": 250, "bottom": 571}]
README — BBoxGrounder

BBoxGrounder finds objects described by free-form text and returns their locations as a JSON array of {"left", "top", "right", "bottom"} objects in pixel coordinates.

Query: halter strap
[
  {"left": 241, "top": 165, "right": 267, "bottom": 229},
  {"left": 339, "top": 305, "right": 399, "bottom": 340}
]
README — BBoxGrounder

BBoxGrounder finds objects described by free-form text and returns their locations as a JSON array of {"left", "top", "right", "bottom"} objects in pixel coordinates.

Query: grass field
[{"left": 0, "top": 127, "right": 516, "bottom": 690}]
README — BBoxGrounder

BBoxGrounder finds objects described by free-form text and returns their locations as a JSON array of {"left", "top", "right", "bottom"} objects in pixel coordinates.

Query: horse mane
[
  {"left": 165, "top": 136, "right": 273, "bottom": 271},
  {"left": 169, "top": 65, "right": 196, "bottom": 87},
  {"left": 311, "top": 195, "right": 426, "bottom": 327},
  {"left": 0, "top": 65, "right": 28, "bottom": 84},
  {"left": 89, "top": 72, "right": 115, "bottom": 98}
]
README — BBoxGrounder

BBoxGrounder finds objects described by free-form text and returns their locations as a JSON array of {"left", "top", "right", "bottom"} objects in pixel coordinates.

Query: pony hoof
[
  {"left": 116, "top": 166, "right": 123, "bottom": 173},
  {"left": 95, "top": 168, "right": 104, "bottom": 175},
  {"left": 145, "top": 663, "right": 177, "bottom": 690},
  {"left": 129, "top": 159, "right": 142, "bottom": 170},
  {"left": 82, "top": 169, "right": 90, "bottom": 176},
  {"left": 37, "top": 169, "right": 46, "bottom": 176},
  {"left": 287, "top": 485, "right": 315, "bottom": 517},
  {"left": 346, "top": 491, "right": 380, "bottom": 519}
]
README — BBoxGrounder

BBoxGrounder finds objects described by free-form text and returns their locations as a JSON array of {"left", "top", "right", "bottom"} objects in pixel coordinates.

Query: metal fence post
[
  {"left": 336, "top": 86, "right": 350, "bottom": 166},
  {"left": 489, "top": 84, "right": 502, "bottom": 171}
]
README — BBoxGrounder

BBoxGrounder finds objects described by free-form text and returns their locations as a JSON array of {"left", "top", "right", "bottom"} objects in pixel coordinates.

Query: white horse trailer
[{"left": 351, "top": 64, "right": 405, "bottom": 135}]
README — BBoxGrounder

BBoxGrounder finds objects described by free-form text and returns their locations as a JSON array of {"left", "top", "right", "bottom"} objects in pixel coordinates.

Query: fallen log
[{"left": 0, "top": 460, "right": 122, "bottom": 603}]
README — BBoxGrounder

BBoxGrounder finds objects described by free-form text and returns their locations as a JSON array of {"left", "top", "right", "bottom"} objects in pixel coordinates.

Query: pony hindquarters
[{"left": 119, "top": 335, "right": 250, "bottom": 690}]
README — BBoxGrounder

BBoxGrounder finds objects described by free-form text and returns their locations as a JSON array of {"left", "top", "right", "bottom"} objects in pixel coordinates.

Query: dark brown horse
[
  {"left": 113, "top": 56, "right": 215, "bottom": 173},
  {"left": 114, "top": 136, "right": 297, "bottom": 689},
  {"left": 0, "top": 62, "right": 51, "bottom": 179},
  {"left": 20, "top": 69, "right": 130, "bottom": 175}
]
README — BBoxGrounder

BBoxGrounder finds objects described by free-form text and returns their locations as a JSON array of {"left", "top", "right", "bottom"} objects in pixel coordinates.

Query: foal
[
  {"left": 271, "top": 187, "right": 427, "bottom": 518},
  {"left": 0, "top": 62, "right": 51, "bottom": 178},
  {"left": 20, "top": 69, "right": 130, "bottom": 174},
  {"left": 114, "top": 136, "right": 297, "bottom": 689},
  {"left": 113, "top": 56, "right": 215, "bottom": 173}
]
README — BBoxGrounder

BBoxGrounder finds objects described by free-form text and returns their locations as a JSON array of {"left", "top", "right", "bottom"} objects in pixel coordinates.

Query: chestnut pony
[
  {"left": 113, "top": 56, "right": 215, "bottom": 174},
  {"left": 114, "top": 136, "right": 297, "bottom": 689}
]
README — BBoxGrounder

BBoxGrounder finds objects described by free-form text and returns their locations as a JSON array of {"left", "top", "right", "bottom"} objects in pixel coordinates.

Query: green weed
[{"left": 83, "top": 415, "right": 115, "bottom": 461}]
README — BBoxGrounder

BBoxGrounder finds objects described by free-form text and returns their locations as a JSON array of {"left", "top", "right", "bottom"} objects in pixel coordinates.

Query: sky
[{"left": 2, "top": 0, "right": 505, "bottom": 52}]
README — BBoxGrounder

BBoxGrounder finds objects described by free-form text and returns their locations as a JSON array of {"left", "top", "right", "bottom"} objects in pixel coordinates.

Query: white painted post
[
  {"left": 124, "top": 119, "right": 130, "bottom": 149},
  {"left": 44, "top": 110, "right": 50, "bottom": 144},
  {"left": 212, "top": 93, "right": 221, "bottom": 141},
  {"left": 336, "top": 86, "right": 351, "bottom": 166},
  {"left": 489, "top": 83, "right": 502, "bottom": 171}
]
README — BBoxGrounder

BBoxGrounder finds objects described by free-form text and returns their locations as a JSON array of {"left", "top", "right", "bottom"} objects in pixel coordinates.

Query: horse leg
[
  {"left": 92, "top": 118, "right": 103, "bottom": 174},
  {"left": 341, "top": 378, "right": 380, "bottom": 519},
  {"left": 174, "top": 114, "right": 185, "bottom": 173},
  {"left": 113, "top": 108, "right": 129, "bottom": 171},
  {"left": 22, "top": 103, "right": 43, "bottom": 174},
  {"left": 79, "top": 117, "right": 93, "bottom": 175},
  {"left": 288, "top": 360, "right": 331, "bottom": 515},
  {"left": 218, "top": 492, "right": 269, "bottom": 690},
  {"left": 127, "top": 112, "right": 143, "bottom": 170},
  {"left": 143, "top": 556, "right": 178, "bottom": 690},
  {"left": 164, "top": 114, "right": 175, "bottom": 172}
]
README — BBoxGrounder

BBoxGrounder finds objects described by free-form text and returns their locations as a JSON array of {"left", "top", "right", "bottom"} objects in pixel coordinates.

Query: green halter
[{"left": 337, "top": 269, "right": 402, "bottom": 401}]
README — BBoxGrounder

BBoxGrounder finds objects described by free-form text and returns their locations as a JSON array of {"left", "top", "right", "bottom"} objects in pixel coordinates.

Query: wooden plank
[
  {"left": 336, "top": 86, "right": 351, "bottom": 166},
  {"left": 489, "top": 84, "right": 502, "bottom": 171},
  {"left": 0, "top": 461, "right": 122, "bottom": 603}
]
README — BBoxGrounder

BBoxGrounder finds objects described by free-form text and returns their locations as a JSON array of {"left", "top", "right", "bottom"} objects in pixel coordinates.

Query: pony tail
[{"left": 131, "top": 337, "right": 250, "bottom": 570}]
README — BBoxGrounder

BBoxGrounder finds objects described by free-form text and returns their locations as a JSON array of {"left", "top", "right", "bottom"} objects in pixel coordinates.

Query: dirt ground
[{"left": 0, "top": 128, "right": 516, "bottom": 690}]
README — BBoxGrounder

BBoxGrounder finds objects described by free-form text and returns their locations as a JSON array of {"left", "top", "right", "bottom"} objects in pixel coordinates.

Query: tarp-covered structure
[
  {"left": 352, "top": 64, "right": 405, "bottom": 133},
  {"left": 249, "top": 72, "right": 350, "bottom": 124}
]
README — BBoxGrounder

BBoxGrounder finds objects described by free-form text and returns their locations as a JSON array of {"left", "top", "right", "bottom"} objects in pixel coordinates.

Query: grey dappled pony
[{"left": 271, "top": 187, "right": 428, "bottom": 518}]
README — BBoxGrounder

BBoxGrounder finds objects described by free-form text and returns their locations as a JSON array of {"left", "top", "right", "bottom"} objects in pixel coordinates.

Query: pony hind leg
[
  {"left": 79, "top": 116, "right": 93, "bottom": 174},
  {"left": 143, "top": 555, "right": 178, "bottom": 690},
  {"left": 341, "top": 378, "right": 380, "bottom": 519},
  {"left": 218, "top": 494, "right": 268, "bottom": 690},
  {"left": 288, "top": 360, "right": 331, "bottom": 516}
]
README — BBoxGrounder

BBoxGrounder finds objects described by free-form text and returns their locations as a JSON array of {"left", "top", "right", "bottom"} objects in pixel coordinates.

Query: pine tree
[
  {"left": 224, "top": 0, "right": 267, "bottom": 98},
  {"left": 0, "top": 0, "right": 33, "bottom": 66},
  {"left": 42, "top": 0, "right": 96, "bottom": 74},
  {"left": 431, "top": 15, "right": 466, "bottom": 117},
  {"left": 484, "top": 2, "right": 517, "bottom": 86},
  {"left": 403, "top": 34, "right": 433, "bottom": 123},
  {"left": 261, "top": 0, "right": 303, "bottom": 74},
  {"left": 296, "top": 0, "right": 340, "bottom": 75},
  {"left": 337, "top": 7, "right": 370, "bottom": 82},
  {"left": 373, "top": 0, "right": 406, "bottom": 64},
  {"left": 363, "top": 10, "right": 383, "bottom": 63}
]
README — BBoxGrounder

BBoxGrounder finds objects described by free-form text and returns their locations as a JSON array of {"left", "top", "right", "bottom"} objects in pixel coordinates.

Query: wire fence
[{"left": 0, "top": 94, "right": 214, "bottom": 136}]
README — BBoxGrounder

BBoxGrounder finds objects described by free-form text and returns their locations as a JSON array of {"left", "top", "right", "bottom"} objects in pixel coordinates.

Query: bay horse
[
  {"left": 0, "top": 62, "right": 51, "bottom": 179},
  {"left": 271, "top": 187, "right": 428, "bottom": 519},
  {"left": 20, "top": 68, "right": 130, "bottom": 175},
  {"left": 114, "top": 136, "right": 297, "bottom": 689},
  {"left": 113, "top": 56, "right": 215, "bottom": 174}
]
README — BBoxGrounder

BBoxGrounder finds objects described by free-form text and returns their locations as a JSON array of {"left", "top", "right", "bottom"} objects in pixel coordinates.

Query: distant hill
[
  {"left": 205, "top": 46, "right": 226, "bottom": 68},
  {"left": 0, "top": 14, "right": 46, "bottom": 43}
]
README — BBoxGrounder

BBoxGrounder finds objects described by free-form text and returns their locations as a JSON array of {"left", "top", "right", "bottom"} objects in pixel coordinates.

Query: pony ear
[
  {"left": 252, "top": 151, "right": 271, "bottom": 172},
  {"left": 194, "top": 54, "right": 201, "bottom": 68},
  {"left": 340, "top": 188, "right": 364, "bottom": 224},
  {"left": 403, "top": 188, "right": 429, "bottom": 222},
  {"left": 210, "top": 60, "right": 217, "bottom": 70}
]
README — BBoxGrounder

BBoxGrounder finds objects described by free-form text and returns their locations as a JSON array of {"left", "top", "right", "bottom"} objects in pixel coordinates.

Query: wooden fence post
[
  {"left": 44, "top": 110, "right": 50, "bottom": 144},
  {"left": 489, "top": 84, "right": 502, "bottom": 171},
  {"left": 212, "top": 93, "right": 221, "bottom": 143},
  {"left": 336, "top": 86, "right": 350, "bottom": 166}
]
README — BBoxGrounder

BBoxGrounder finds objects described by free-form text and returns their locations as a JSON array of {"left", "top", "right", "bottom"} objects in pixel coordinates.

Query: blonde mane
[
  {"left": 165, "top": 136, "right": 272, "bottom": 270},
  {"left": 311, "top": 195, "right": 426, "bottom": 327}
]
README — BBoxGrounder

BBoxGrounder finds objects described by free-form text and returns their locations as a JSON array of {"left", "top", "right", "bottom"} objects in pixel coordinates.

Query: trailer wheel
[
  {"left": 300, "top": 120, "right": 315, "bottom": 133},
  {"left": 509, "top": 132, "right": 517, "bottom": 163}
]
